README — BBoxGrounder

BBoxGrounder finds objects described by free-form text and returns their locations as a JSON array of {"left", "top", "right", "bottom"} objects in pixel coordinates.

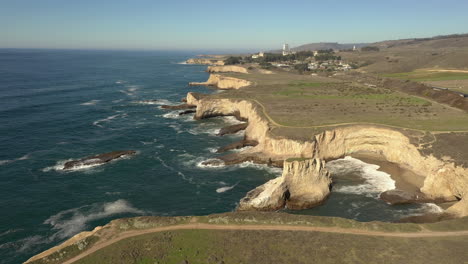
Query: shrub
[{"left": 224, "top": 56, "right": 242, "bottom": 65}]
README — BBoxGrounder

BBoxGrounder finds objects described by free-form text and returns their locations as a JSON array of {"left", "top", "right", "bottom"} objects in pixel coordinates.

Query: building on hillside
[
  {"left": 313, "top": 50, "right": 319, "bottom": 56},
  {"left": 353, "top": 45, "right": 356, "bottom": 51},
  {"left": 252, "top": 52, "right": 265, "bottom": 59}
]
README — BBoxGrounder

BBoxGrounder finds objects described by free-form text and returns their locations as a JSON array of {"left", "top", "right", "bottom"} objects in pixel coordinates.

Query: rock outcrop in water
[
  {"left": 380, "top": 189, "right": 456, "bottom": 205},
  {"left": 160, "top": 104, "right": 196, "bottom": 110},
  {"left": 189, "top": 74, "right": 252, "bottom": 89},
  {"left": 186, "top": 91, "right": 468, "bottom": 217},
  {"left": 63, "top": 150, "right": 136, "bottom": 170},
  {"left": 238, "top": 159, "right": 332, "bottom": 210},
  {"left": 217, "top": 123, "right": 248, "bottom": 136}
]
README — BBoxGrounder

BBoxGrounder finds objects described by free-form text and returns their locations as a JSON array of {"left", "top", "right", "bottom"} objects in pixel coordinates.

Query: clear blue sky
[{"left": 1, "top": 0, "right": 467, "bottom": 51}]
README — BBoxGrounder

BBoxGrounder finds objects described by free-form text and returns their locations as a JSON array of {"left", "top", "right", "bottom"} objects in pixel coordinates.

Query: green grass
[
  {"left": 75, "top": 228, "right": 468, "bottom": 264},
  {"left": 383, "top": 71, "right": 468, "bottom": 81},
  {"left": 289, "top": 82, "right": 325, "bottom": 87}
]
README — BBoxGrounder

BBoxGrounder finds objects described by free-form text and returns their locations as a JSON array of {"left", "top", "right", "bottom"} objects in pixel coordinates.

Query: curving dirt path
[
  {"left": 63, "top": 223, "right": 468, "bottom": 264},
  {"left": 251, "top": 99, "right": 468, "bottom": 133}
]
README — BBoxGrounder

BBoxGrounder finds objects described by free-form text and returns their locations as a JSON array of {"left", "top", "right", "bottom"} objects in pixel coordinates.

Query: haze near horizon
[{"left": 1, "top": 0, "right": 468, "bottom": 51}]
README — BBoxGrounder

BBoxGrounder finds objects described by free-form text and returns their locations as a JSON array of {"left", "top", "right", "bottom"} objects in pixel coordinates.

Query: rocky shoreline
[
  {"left": 24, "top": 63, "right": 468, "bottom": 264},
  {"left": 179, "top": 65, "right": 468, "bottom": 218}
]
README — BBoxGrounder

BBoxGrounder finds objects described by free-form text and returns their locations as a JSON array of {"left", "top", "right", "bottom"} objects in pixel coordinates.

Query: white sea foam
[
  {"left": 42, "top": 153, "right": 135, "bottom": 172},
  {"left": 115, "top": 80, "right": 126, "bottom": 84},
  {"left": 140, "top": 139, "right": 158, "bottom": 145},
  {"left": 41, "top": 159, "right": 100, "bottom": 172},
  {"left": 0, "top": 160, "right": 12, "bottom": 166},
  {"left": 133, "top": 99, "right": 167, "bottom": 105},
  {"left": 188, "top": 127, "right": 220, "bottom": 136},
  {"left": 206, "top": 147, "right": 218, "bottom": 153},
  {"left": 155, "top": 156, "right": 194, "bottom": 184},
  {"left": 44, "top": 199, "right": 145, "bottom": 240},
  {"left": 127, "top": 85, "right": 139, "bottom": 92},
  {"left": 0, "top": 153, "right": 31, "bottom": 166},
  {"left": 393, "top": 203, "right": 444, "bottom": 219},
  {"left": 236, "top": 161, "right": 283, "bottom": 174},
  {"left": 223, "top": 116, "right": 244, "bottom": 125},
  {"left": 327, "top": 156, "right": 396, "bottom": 198},
  {"left": 93, "top": 114, "right": 120, "bottom": 127},
  {"left": 196, "top": 158, "right": 226, "bottom": 169},
  {"left": 168, "top": 123, "right": 183, "bottom": 134},
  {"left": 80, "top": 100, "right": 100, "bottom": 106},
  {"left": 216, "top": 182, "right": 239, "bottom": 193}
]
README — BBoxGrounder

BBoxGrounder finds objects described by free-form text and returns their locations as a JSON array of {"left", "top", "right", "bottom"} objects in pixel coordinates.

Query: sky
[{"left": 1, "top": 0, "right": 468, "bottom": 51}]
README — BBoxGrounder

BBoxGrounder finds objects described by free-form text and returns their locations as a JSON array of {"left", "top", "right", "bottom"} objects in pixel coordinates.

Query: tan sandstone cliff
[
  {"left": 187, "top": 92, "right": 468, "bottom": 217},
  {"left": 207, "top": 65, "right": 249, "bottom": 74},
  {"left": 189, "top": 74, "right": 252, "bottom": 90}
]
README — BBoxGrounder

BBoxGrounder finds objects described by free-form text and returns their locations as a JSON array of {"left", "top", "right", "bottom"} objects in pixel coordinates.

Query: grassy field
[
  {"left": 211, "top": 71, "right": 468, "bottom": 131},
  {"left": 27, "top": 212, "right": 468, "bottom": 264},
  {"left": 74, "top": 228, "right": 468, "bottom": 264},
  {"left": 382, "top": 71, "right": 468, "bottom": 81}
]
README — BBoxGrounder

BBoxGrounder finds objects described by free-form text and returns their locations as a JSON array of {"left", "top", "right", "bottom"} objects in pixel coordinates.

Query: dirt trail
[
  {"left": 427, "top": 69, "right": 468, "bottom": 73},
  {"left": 252, "top": 99, "right": 468, "bottom": 133},
  {"left": 62, "top": 223, "right": 468, "bottom": 264}
]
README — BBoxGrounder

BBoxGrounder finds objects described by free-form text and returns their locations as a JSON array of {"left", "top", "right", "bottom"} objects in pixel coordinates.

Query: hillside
[
  {"left": 292, "top": 42, "right": 368, "bottom": 51},
  {"left": 339, "top": 34, "right": 468, "bottom": 73}
]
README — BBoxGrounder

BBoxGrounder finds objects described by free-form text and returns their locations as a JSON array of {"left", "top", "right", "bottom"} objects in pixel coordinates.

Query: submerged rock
[
  {"left": 217, "top": 140, "right": 258, "bottom": 153},
  {"left": 63, "top": 150, "right": 136, "bottom": 170},
  {"left": 380, "top": 189, "right": 457, "bottom": 205},
  {"left": 217, "top": 123, "right": 248, "bottom": 136},
  {"left": 160, "top": 104, "right": 196, "bottom": 110},
  {"left": 179, "top": 110, "right": 196, "bottom": 116}
]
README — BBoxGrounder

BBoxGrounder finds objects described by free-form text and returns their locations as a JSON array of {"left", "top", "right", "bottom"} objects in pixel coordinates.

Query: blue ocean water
[{"left": 0, "top": 50, "right": 439, "bottom": 263}]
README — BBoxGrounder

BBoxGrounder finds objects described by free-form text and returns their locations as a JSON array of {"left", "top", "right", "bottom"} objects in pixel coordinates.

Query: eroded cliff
[
  {"left": 189, "top": 74, "right": 252, "bottom": 89},
  {"left": 207, "top": 65, "right": 249, "bottom": 74},
  {"left": 187, "top": 93, "right": 468, "bottom": 217}
]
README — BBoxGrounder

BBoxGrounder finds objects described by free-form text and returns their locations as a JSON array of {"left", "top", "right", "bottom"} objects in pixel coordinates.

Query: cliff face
[
  {"left": 188, "top": 93, "right": 468, "bottom": 216},
  {"left": 207, "top": 65, "right": 248, "bottom": 74},
  {"left": 186, "top": 58, "right": 225, "bottom": 66},
  {"left": 189, "top": 74, "right": 252, "bottom": 89}
]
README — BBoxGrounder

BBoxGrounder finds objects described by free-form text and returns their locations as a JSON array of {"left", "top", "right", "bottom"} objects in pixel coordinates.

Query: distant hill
[
  {"left": 339, "top": 33, "right": 468, "bottom": 73},
  {"left": 371, "top": 33, "right": 468, "bottom": 49},
  {"left": 292, "top": 42, "right": 369, "bottom": 51}
]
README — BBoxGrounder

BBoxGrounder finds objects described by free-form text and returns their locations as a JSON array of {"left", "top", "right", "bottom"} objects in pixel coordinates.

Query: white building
[
  {"left": 282, "top": 44, "right": 291, "bottom": 56},
  {"left": 252, "top": 52, "right": 265, "bottom": 59}
]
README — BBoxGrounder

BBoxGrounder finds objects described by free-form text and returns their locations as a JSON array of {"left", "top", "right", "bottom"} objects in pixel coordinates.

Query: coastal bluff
[
  {"left": 186, "top": 87, "right": 468, "bottom": 218},
  {"left": 189, "top": 74, "right": 252, "bottom": 89}
]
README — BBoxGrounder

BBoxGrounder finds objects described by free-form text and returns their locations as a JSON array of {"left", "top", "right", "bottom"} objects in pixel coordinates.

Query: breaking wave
[
  {"left": 44, "top": 199, "right": 146, "bottom": 240},
  {"left": 80, "top": 100, "right": 100, "bottom": 106},
  {"left": 327, "top": 156, "right": 396, "bottom": 198},
  {"left": 0, "top": 153, "right": 31, "bottom": 166}
]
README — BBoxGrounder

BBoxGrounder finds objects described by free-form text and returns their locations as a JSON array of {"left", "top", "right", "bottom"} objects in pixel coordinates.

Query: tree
[
  {"left": 224, "top": 56, "right": 241, "bottom": 65},
  {"left": 294, "top": 63, "right": 309, "bottom": 73}
]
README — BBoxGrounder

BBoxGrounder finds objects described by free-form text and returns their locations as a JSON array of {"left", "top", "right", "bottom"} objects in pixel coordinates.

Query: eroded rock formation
[
  {"left": 238, "top": 159, "right": 331, "bottom": 210},
  {"left": 207, "top": 65, "right": 249, "bottom": 74},
  {"left": 187, "top": 92, "right": 468, "bottom": 216},
  {"left": 189, "top": 74, "right": 252, "bottom": 89},
  {"left": 63, "top": 150, "right": 136, "bottom": 170}
]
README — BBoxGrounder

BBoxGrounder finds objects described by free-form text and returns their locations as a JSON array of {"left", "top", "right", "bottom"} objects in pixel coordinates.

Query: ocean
[{"left": 0, "top": 49, "right": 440, "bottom": 263}]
